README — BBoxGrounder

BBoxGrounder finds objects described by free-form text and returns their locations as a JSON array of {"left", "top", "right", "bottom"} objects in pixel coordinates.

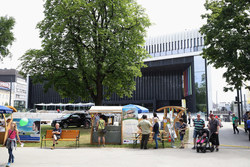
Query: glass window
[
  {"left": 190, "top": 39, "right": 192, "bottom": 48},
  {"left": 194, "top": 38, "right": 196, "bottom": 47},
  {"left": 200, "top": 37, "right": 203, "bottom": 46},
  {"left": 169, "top": 42, "right": 171, "bottom": 51},
  {"left": 187, "top": 39, "right": 189, "bottom": 48},
  {"left": 181, "top": 40, "right": 183, "bottom": 49},
  {"left": 197, "top": 38, "right": 199, "bottom": 46},
  {"left": 184, "top": 39, "right": 186, "bottom": 48},
  {"left": 172, "top": 42, "right": 174, "bottom": 50}
]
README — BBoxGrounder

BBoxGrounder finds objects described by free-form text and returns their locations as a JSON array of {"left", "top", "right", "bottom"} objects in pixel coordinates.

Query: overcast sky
[{"left": 0, "top": 0, "right": 241, "bottom": 104}]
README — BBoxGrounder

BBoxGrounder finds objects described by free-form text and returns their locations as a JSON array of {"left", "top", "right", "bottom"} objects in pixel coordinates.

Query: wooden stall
[{"left": 89, "top": 106, "right": 123, "bottom": 145}]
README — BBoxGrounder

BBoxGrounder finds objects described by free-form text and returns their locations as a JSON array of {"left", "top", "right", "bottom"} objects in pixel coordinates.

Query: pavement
[{"left": 0, "top": 122, "right": 249, "bottom": 167}]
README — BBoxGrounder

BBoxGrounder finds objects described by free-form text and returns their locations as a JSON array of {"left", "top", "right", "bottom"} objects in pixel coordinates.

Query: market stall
[
  {"left": 89, "top": 106, "right": 123, "bottom": 145},
  {"left": 0, "top": 105, "right": 16, "bottom": 145}
]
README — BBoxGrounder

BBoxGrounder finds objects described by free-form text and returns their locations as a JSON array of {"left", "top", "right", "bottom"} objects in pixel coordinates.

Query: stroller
[{"left": 196, "top": 129, "right": 214, "bottom": 153}]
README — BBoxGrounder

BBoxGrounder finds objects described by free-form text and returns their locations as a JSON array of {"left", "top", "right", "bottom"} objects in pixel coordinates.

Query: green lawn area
[{"left": 22, "top": 125, "right": 186, "bottom": 149}]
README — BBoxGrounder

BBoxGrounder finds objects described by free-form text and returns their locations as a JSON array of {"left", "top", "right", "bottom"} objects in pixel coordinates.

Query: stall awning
[
  {"left": 0, "top": 105, "right": 13, "bottom": 114},
  {"left": 89, "top": 106, "right": 123, "bottom": 113}
]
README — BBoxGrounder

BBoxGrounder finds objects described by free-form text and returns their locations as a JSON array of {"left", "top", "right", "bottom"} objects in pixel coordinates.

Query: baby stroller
[{"left": 196, "top": 129, "right": 214, "bottom": 153}]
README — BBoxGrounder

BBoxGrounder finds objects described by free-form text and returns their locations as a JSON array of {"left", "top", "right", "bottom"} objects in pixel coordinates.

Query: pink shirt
[{"left": 8, "top": 129, "right": 17, "bottom": 139}]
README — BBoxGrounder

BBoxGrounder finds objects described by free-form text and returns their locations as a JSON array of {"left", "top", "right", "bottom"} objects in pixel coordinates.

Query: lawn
[{"left": 21, "top": 125, "right": 187, "bottom": 149}]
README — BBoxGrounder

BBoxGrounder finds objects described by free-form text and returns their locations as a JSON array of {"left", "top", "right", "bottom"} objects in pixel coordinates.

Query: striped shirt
[{"left": 193, "top": 118, "right": 205, "bottom": 131}]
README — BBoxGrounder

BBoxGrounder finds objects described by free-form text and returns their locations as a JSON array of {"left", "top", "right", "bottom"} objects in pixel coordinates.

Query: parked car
[{"left": 51, "top": 113, "right": 91, "bottom": 129}]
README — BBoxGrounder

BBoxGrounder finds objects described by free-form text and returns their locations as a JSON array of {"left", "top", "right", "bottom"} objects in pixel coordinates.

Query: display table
[{"left": 92, "top": 125, "right": 121, "bottom": 144}]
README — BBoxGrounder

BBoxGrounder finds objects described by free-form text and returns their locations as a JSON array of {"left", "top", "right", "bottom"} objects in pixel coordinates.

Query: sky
[{"left": 0, "top": 0, "right": 243, "bottom": 104}]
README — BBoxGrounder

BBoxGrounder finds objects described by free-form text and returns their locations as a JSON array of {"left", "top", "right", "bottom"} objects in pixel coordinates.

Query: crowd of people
[{"left": 2, "top": 111, "right": 250, "bottom": 167}]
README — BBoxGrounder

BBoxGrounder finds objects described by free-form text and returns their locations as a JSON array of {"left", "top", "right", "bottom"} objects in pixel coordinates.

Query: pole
[
  {"left": 240, "top": 88, "right": 243, "bottom": 121},
  {"left": 237, "top": 89, "right": 241, "bottom": 125},
  {"left": 9, "top": 78, "right": 12, "bottom": 106},
  {"left": 205, "top": 59, "right": 209, "bottom": 121}
]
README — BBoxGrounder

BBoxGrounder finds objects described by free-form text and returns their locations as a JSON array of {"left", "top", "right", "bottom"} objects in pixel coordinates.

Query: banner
[
  {"left": 13, "top": 118, "right": 41, "bottom": 142},
  {"left": 122, "top": 107, "right": 138, "bottom": 144}
]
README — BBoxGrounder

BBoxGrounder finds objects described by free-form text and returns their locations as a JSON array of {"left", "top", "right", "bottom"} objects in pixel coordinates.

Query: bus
[{"left": 34, "top": 103, "right": 95, "bottom": 113}]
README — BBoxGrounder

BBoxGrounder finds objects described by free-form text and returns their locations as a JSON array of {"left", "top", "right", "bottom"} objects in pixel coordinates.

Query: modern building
[
  {"left": 0, "top": 69, "right": 27, "bottom": 111},
  {"left": 27, "top": 29, "right": 212, "bottom": 114},
  {"left": 0, "top": 81, "right": 10, "bottom": 106}
]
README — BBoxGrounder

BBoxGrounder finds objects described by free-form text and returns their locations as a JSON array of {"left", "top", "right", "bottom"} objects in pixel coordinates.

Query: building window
[
  {"left": 190, "top": 39, "right": 192, "bottom": 48},
  {"left": 169, "top": 42, "right": 171, "bottom": 51},
  {"left": 187, "top": 39, "right": 189, "bottom": 48},
  {"left": 148, "top": 46, "right": 150, "bottom": 53},
  {"left": 154, "top": 44, "right": 156, "bottom": 53},
  {"left": 151, "top": 45, "right": 153, "bottom": 53},
  {"left": 178, "top": 41, "right": 180, "bottom": 50},
  {"left": 200, "top": 37, "right": 203, "bottom": 46},
  {"left": 181, "top": 40, "right": 183, "bottom": 49},
  {"left": 162, "top": 43, "right": 164, "bottom": 51},
  {"left": 194, "top": 38, "right": 196, "bottom": 47},
  {"left": 184, "top": 40, "right": 186, "bottom": 49},
  {"left": 157, "top": 44, "right": 159, "bottom": 52},
  {"left": 197, "top": 38, "right": 199, "bottom": 46},
  {"left": 172, "top": 42, "right": 174, "bottom": 50}
]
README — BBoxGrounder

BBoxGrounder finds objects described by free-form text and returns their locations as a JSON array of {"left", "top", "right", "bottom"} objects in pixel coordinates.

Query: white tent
[{"left": 89, "top": 106, "right": 123, "bottom": 113}]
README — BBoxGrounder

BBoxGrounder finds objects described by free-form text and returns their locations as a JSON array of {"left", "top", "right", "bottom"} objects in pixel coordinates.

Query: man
[
  {"left": 243, "top": 112, "right": 249, "bottom": 133},
  {"left": 208, "top": 114, "right": 220, "bottom": 151},
  {"left": 246, "top": 116, "right": 250, "bottom": 141},
  {"left": 51, "top": 123, "right": 62, "bottom": 150},
  {"left": 232, "top": 113, "right": 239, "bottom": 134},
  {"left": 192, "top": 114, "right": 205, "bottom": 149},
  {"left": 137, "top": 115, "right": 152, "bottom": 149}
]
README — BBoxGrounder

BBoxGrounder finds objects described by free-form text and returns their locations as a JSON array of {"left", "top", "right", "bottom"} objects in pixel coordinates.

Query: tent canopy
[
  {"left": 89, "top": 106, "right": 123, "bottom": 114},
  {"left": 124, "top": 104, "right": 149, "bottom": 114},
  {"left": 0, "top": 105, "right": 13, "bottom": 114}
]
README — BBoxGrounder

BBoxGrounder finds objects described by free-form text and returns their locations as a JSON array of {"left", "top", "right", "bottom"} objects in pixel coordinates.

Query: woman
[
  {"left": 97, "top": 115, "right": 106, "bottom": 146},
  {"left": 5, "top": 122, "right": 21, "bottom": 167},
  {"left": 153, "top": 117, "right": 161, "bottom": 149},
  {"left": 178, "top": 118, "right": 187, "bottom": 149}
]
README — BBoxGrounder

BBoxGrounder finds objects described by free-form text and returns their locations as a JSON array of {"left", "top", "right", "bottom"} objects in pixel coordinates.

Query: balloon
[{"left": 20, "top": 118, "right": 29, "bottom": 126}]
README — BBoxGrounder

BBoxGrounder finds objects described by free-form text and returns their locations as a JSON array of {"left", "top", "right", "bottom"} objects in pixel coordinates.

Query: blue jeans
[
  {"left": 8, "top": 148, "right": 14, "bottom": 163},
  {"left": 153, "top": 133, "right": 161, "bottom": 148}
]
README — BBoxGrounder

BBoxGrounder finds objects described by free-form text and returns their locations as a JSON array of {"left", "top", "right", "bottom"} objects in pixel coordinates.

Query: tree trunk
[{"left": 94, "top": 78, "right": 103, "bottom": 106}]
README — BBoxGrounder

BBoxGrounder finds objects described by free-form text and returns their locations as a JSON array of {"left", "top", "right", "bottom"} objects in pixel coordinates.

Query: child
[
  {"left": 5, "top": 122, "right": 21, "bottom": 167},
  {"left": 178, "top": 118, "right": 187, "bottom": 149}
]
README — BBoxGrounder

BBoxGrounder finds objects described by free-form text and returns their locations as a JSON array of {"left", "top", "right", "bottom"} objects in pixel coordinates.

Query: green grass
[{"left": 21, "top": 125, "right": 186, "bottom": 149}]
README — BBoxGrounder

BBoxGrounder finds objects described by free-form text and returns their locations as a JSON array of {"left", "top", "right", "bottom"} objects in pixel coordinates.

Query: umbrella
[
  {"left": 6, "top": 106, "right": 17, "bottom": 112},
  {"left": 0, "top": 105, "right": 13, "bottom": 114},
  {"left": 124, "top": 104, "right": 149, "bottom": 114}
]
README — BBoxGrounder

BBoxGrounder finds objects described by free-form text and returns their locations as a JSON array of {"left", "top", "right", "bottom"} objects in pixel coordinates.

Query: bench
[
  {"left": 131, "top": 131, "right": 172, "bottom": 148},
  {"left": 41, "top": 130, "right": 80, "bottom": 148}
]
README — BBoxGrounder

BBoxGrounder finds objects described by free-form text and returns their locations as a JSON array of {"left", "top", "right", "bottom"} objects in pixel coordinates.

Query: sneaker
[
  {"left": 51, "top": 146, "right": 55, "bottom": 150},
  {"left": 216, "top": 148, "right": 219, "bottom": 152},
  {"left": 154, "top": 147, "right": 158, "bottom": 149},
  {"left": 6, "top": 163, "right": 11, "bottom": 167},
  {"left": 179, "top": 146, "right": 184, "bottom": 149},
  {"left": 192, "top": 146, "right": 196, "bottom": 149}
]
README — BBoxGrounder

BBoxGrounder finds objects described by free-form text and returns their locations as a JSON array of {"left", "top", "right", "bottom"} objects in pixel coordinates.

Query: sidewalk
[{"left": 188, "top": 121, "right": 250, "bottom": 149}]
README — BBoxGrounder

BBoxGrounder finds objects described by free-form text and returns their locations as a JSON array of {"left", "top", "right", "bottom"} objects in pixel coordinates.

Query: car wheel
[
  {"left": 84, "top": 121, "right": 90, "bottom": 129},
  {"left": 63, "top": 123, "right": 68, "bottom": 129}
]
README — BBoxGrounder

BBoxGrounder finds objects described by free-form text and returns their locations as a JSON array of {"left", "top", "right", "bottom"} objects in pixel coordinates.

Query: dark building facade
[{"left": 27, "top": 30, "right": 210, "bottom": 113}]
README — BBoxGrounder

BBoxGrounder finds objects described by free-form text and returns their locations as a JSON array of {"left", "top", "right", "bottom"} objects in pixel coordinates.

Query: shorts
[
  {"left": 98, "top": 129, "right": 106, "bottom": 137},
  {"left": 179, "top": 134, "right": 184, "bottom": 141},
  {"left": 193, "top": 130, "right": 200, "bottom": 138},
  {"left": 53, "top": 134, "right": 61, "bottom": 141}
]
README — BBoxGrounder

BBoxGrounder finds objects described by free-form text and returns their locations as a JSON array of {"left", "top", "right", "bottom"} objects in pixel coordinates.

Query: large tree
[
  {"left": 19, "top": 0, "right": 151, "bottom": 105},
  {"left": 200, "top": 0, "right": 250, "bottom": 91},
  {"left": 0, "top": 16, "right": 15, "bottom": 60}
]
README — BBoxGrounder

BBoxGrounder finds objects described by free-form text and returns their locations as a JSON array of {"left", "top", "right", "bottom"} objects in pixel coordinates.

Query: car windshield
[{"left": 62, "top": 114, "right": 71, "bottom": 118}]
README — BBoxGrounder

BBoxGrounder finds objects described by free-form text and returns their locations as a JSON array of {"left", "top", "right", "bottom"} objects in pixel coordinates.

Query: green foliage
[
  {"left": 19, "top": 0, "right": 151, "bottom": 105},
  {"left": 200, "top": 0, "right": 250, "bottom": 91},
  {"left": 0, "top": 16, "right": 15, "bottom": 60}
]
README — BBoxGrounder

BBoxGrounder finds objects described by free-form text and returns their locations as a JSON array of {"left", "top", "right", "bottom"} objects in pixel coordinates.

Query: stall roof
[{"left": 89, "top": 106, "right": 123, "bottom": 113}]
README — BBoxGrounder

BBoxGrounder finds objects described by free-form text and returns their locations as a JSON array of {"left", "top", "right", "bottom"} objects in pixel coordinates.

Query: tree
[
  {"left": 19, "top": 0, "right": 151, "bottom": 105},
  {"left": 200, "top": 0, "right": 250, "bottom": 91},
  {"left": 0, "top": 16, "right": 15, "bottom": 60}
]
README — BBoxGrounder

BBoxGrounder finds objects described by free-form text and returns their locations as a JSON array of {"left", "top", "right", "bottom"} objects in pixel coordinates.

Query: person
[
  {"left": 192, "top": 114, "right": 205, "bottom": 149},
  {"left": 188, "top": 112, "right": 191, "bottom": 126},
  {"left": 152, "top": 112, "right": 159, "bottom": 126},
  {"left": 5, "top": 122, "right": 21, "bottom": 167},
  {"left": 232, "top": 113, "right": 239, "bottom": 134},
  {"left": 181, "top": 112, "right": 187, "bottom": 124},
  {"left": 152, "top": 117, "right": 161, "bottom": 149},
  {"left": 137, "top": 115, "right": 152, "bottom": 149},
  {"left": 178, "top": 118, "right": 187, "bottom": 149},
  {"left": 208, "top": 114, "right": 220, "bottom": 151},
  {"left": 243, "top": 112, "right": 249, "bottom": 133},
  {"left": 246, "top": 116, "right": 250, "bottom": 141},
  {"left": 51, "top": 123, "right": 62, "bottom": 150},
  {"left": 32, "top": 121, "right": 40, "bottom": 134},
  {"left": 97, "top": 115, "right": 106, "bottom": 146}
]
